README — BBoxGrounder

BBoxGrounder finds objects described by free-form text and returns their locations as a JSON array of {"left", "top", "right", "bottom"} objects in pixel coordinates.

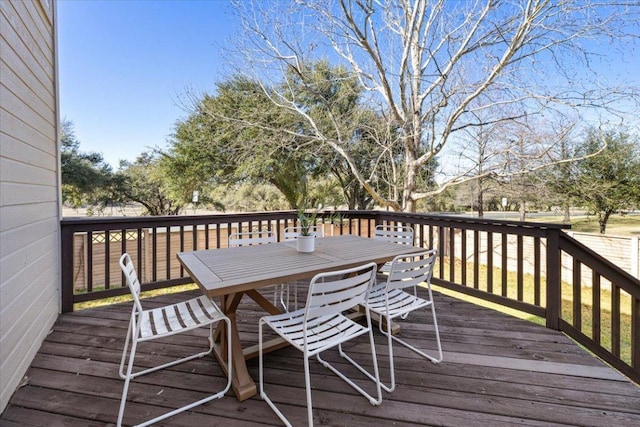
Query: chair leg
[
  {"left": 348, "top": 314, "right": 395, "bottom": 393},
  {"left": 259, "top": 319, "right": 293, "bottom": 427},
  {"left": 118, "top": 320, "right": 233, "bottom": 427},
  {"left": 316, "top": 340, "right": 382, "bottom": 405},
  {"left": 119, "top": 318, "right": 133, "bottom": 380},
  {"left": 304, "top": 355, "right": 314, "bottom": 427},
  {"left": 279, "top": 284, "right": 288, "bottom": 312},
  {"left": 278, "top": 283, "right": 299, "bottom": 312},
  {"left": 378, "top": 305, "right": 443, "bottom": 369},
  {"left": 117, "top": 333, "right": 139, "bottom": 427}
]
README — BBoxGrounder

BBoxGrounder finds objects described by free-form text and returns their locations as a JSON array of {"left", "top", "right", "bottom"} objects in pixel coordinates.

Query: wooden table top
[{"left": 177, "top": 234, "right": 424, "bottom": 297}]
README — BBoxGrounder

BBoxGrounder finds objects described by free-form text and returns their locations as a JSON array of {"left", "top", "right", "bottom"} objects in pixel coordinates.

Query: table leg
[{"left": 212, "top": 293, "right": 257, "bottom": 402}]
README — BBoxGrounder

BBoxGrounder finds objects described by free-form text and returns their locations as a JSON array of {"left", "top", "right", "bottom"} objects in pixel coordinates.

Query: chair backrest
[
  {"left": 386, "top": 249, "right": 437, "bottom": 292},
  {"left": 228, "top": 230, "right": 276, "bottom": 247},
  {"left": 374, "top": 225, "right": 414, "bottom": 245},
  {"left": 119, "top": 253, "right": 144, "bottom": 314},
  {"left": 304, "top": 262, "right": 377, "bottom": 325},
  {"left": 283, "top": 225, "right": 324, "bottom": 240}
]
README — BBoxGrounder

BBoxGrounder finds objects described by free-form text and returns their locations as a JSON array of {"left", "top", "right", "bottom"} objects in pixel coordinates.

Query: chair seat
[
  {"left": 137, "top": 295, "right": 227, "bottom": 341},
  {"left": 368, "top": 287, "right": 432, "bottom": 319},
  {"left": 263, "top": 309, "right": 370, "bottom": 356}
]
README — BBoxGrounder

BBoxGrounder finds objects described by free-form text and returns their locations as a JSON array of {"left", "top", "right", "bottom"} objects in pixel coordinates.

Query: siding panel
[
  {"left": 0, "top": 132, "right": 54, "bottom": 170},
  {"left": 0, "top": 182, "right": 57, "bottom": 206},
  {"left": 0, "top": 201, "right": 59, "bottom": 233},
  {"left": 0, "top": 109, "right": 55, "bottom": 155},
  {"left": 0, "top": 157, "right": 56, "bottom": 186},
  {"left": 0, "top": 0, "right": 59, "bottom": 413}
]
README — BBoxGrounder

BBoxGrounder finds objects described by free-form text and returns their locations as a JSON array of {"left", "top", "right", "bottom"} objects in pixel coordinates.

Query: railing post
[
  {"left": 60, "top": 224, "right": 75, "bottom": 313},
  {"left": 633, "top": 296, "right": 639, "bottom": 372},
  {"left": 545, "top": 228, "right": 561, "bottom": 330}
]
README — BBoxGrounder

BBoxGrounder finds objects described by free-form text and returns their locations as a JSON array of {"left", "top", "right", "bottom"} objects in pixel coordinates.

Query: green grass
[
  {"left": 527, "top": 213, "right": 640, "bottom": 236},
  {"left": 73, "top": 283, "right": 199, "bottom": 311},
  {"left": 432, "top": 261, "right": 633, "bottom": 364}
]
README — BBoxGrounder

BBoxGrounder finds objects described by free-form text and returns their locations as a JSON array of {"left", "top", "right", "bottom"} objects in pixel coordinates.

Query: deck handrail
[{"left": 60, "top": 210, "right": 639, "bottom": 383}]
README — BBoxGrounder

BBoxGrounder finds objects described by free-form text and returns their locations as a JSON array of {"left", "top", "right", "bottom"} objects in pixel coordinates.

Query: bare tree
[{"left": 230, "top": 0, "right": 640, "bottom": 212}]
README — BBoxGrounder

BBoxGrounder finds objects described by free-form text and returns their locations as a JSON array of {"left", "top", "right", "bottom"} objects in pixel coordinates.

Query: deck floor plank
[{"left": 2, "top": 287, "right": 639, "bottom": 426}]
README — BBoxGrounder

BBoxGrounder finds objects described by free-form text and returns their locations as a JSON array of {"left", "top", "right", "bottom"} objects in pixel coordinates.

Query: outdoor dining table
[{"left": 177, "top": 234, "right": 425, "bottom": 401}]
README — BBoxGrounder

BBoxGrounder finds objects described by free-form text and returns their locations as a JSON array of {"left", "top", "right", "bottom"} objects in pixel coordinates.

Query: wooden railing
[{"left": 60, "top": 210, "right": 639, "bottom": 383}]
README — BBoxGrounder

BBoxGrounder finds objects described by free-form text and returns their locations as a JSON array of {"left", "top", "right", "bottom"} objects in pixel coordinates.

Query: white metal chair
[
  {"left": 228, "top": 230, "right": 277, "bottom": 247},
  {"left": 259, "top": 262, "right": 382, "bottom": 427},
  {"left": 283, "top": 225, "right": 324, "bottom": 240},
  {"left": 228, "top": 230, "right": 283, "bottom": 309},
  {"left": 117, "top": 253, "right": 232, "bottom": 427},
  {"left": 282, "top": 225, "right": 325, "bottom": 311},
  {"left": 365, "top": 249, "right": 443, "bottom": 393},
  {"left": 374, "top": 224, "right": 414, "bottom": 273},
  {"left": 374, "top": 224, "right": 416, "bottom": 319}
]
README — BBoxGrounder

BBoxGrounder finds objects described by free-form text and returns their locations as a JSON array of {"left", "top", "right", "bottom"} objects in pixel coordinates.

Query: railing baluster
[
  {"left": 612, "top": 285, "right": 621, "bottom": 357},
  {"left": 166, "top": 226, "right": 171, "bottom": 280},
  {"left": 121, "top": 229, "right": 127, "bottom": 287},
  {"left": 593, "top": 273, "right": 601, "bottom": 345},
  {"left": 87, "top": 231, "right": 93, "bottom": 293},
  {"left": 573, "top": 259, "right": 582, "bottom": 329},
  {"left": 449, "top": 227, "right": 456, "bottom": 283},
  {"left": 152, "top": 227, "right": 157, "bottom": 282},
  {"left": 517, "top": 235, "right": 523, "bottom": 301},
  {"left": 193, "top": 223, "right": 198, "bottom": 251},
  {"left": 438, "top": 226, "right": 445, "bottom": 279},
  {"left": 428, "top": 225, "right": 434, "bottom": 251},
  {"left": 534, "top": 237, "right": 540, "bottom": 306},
  {"left": 473, "top": 230, "right": 479, "bottom": 289},
  {"left": 137, "top": 228, "right": 143, "bottom": 282},
  {"left": 461, "top": 229, "right": 467, "bottom": 286},
  {"left": 487, "top": 231, "right": 493, "bottom": 294},
  {"left": 633, "top": 296, "right": 639, "bottom": 370},
  {"left": 180, "top": 225, "right": 185, "bottom": 277},
  {"left": 501, "top": 233, "right": 508, "bottom": 297},
  {"left": 104, "top": 230, "right": 110, "bottom": 289}
]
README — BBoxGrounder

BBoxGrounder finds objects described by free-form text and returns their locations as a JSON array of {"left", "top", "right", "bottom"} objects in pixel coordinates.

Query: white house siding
[{"left": 0, "top": 0, "right": 60, "bottom": 413}]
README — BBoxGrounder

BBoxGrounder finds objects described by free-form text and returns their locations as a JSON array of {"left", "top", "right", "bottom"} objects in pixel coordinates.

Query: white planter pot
[{"left": 296, "top": 235, "right": 315, "bottom": 253}]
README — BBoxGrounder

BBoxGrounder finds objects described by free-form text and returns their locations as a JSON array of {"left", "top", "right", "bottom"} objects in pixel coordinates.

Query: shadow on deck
[{"left": 1, "top": 286, "right": 639, "bottom": 426}]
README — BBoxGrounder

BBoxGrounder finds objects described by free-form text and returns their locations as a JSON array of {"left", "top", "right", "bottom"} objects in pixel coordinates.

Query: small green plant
[{"left": 297, "top": 197, "right": 323, "bottom": 236}]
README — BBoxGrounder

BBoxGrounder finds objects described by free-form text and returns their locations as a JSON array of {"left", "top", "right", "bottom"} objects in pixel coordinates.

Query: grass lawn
[
  {"left": 528, "top": 213, "right": 640, "bottom": 236},
  {"left": 432, "top": 260, "right": 633, "bottom": 365},
  {"left": 74, "top": 283, "right": 199, "bottom": 311}
]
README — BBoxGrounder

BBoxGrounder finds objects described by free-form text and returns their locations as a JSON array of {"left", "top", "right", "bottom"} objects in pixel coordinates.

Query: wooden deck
[{"left": 1, "top": 285, "right": 639, "bottom": 426}]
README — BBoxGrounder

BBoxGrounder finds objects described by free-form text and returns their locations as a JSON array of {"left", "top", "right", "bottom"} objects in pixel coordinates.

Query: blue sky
[
  {"left": 58, "top": 1, "right": 639, "bottom": 170},
  {"left": 58, "top": 0, "right": 237, "bottom": 168}
]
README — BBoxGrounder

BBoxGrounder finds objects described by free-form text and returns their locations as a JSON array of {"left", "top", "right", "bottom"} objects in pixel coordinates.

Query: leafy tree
[
  {"left": 544, "top": 127, "right": 581, "bottom": 223},
  {"left": 115, "top": 152, "right": 183, "bottom": 216},
  {"left": 285, "top": 61, "right": 399, "bottom": 209},
  {"left": 209, "top": 182, "right": 288, "bottom": 212},
  {"left": 60, "top": 119, "right": 115, "bottom": 211},
  {"left": 232, "top": 0, "right": 640, "bottom": 212},
  {"left": 165, "top": 76, "right": 314, "bottom": 209},
  {"left": 572, "top": 130, "right": 640, "bottom": 233},
  {"left": 167, "top": 68, "right": 388, "bottom": 210}
]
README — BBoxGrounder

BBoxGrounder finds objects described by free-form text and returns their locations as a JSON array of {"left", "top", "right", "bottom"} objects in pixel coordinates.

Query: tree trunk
[
  {"left": 598, "top": 209, "right": 612, "bottom": 234},
  {"left": 562, "top": 204, "right": 571, "bottom": 223},
  {"left": 519, "top": 199, "right": 526, "bottom": 222},
  {"left": 476, "top": 180, "right": 484, "bottom": 218},
  {"left": 403, "top": 155, "right": 418, "bottom": 213}
]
